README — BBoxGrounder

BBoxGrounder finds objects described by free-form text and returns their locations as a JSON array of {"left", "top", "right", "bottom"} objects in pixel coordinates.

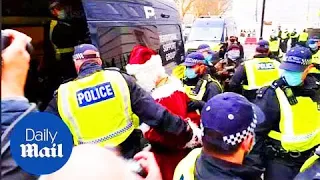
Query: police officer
[
  {"left": 307, "top": 38, "right": 320, "bottom": 81},
  {"left": 254, "top": 46, "right": 320, "bottom": 180},
  {"left": 229, "top": 40, "right": 281, "bottom": 102},
  {"left": 45, "top": 44, "right": 197, "bottom": 159},
  {"left": 183, "top": 52, "right": 223, "bottom": 102},
  {"left": 173, "top": 93, "right": 265, "bottom": 180},
  {"left": 49, "top": 1, "right": 78, "bottom": 81},
  {"left": 294, "top": 146, "right": 320, "bottom": 180},
  {"left": 269, "top": 34, "right": 281, "bottom": 59},
  {"left": 280, "top": 28, "right": 290, "bottom": 53},
  {"left": 291, "top": 28, "right": 299, "bottom": 47},
  {"left": 297, "top": 29, "right": 309, "bottom": 47}
]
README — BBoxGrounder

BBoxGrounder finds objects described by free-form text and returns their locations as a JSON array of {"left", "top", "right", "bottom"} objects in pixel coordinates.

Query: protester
[
  {"left": 1, "top": 29, "right": 38, "bottom": 180},
  {"left": 173, "top": 92, "right": 265, "bottom": 180},
  {"left": 125, "top": 45, "right": 202, "bottom": 180},
  {"left": 39, "top": 144, "right": 162, "bottom": 180},
  {"left": 45, "top": 44, "right": 197, "bottom": 159}
]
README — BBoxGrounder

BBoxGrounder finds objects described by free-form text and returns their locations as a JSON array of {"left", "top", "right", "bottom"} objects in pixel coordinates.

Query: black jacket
[{"left": 195, "top": 152, "right": 264, "bottom": 180}]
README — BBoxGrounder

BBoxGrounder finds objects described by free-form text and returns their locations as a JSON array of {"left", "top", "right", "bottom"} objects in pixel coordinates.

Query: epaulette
[
  {"left": 103, "top": 67, "right": 120, "bottom": 71},
  {"left": 256, "top": 78, "right": 285, "bottom": 99},
  {"left": 256, "top": 86, "right": 270, "bottom": 99}
]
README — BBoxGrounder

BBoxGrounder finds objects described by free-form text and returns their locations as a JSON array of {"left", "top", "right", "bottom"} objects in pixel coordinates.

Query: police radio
[{"left": 1, "top": 31, "right": 33, "bottom": 53}]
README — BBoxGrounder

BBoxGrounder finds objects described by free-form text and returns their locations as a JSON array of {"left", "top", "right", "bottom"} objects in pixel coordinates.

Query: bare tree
[
  {"left": 175, "top": 0, "right": 197, "bottom": 18},
  {"left": 192, "top": 0, "right": 232, "bottom": 18}
]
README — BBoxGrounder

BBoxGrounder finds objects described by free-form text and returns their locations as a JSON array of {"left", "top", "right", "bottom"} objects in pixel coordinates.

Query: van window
[
  {"left": 188, "top": 26, "right": 223, "bottom": 42},
  {"left": 96, "top": 24, "right": 183, "bottom": 70}
]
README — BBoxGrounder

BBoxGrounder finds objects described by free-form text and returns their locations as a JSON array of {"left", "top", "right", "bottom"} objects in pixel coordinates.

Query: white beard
[{"left": 135, "top": 67, "right": 166, "bottom": 92}]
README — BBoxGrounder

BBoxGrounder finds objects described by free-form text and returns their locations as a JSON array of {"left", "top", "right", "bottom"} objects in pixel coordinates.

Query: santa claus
[{"left": 126, "top": 45, "right": 201, "bottom": 180}]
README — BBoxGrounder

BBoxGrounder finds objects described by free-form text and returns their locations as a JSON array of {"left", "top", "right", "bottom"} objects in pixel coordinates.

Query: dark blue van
[{"left": 3, "top": 0, "right": 185, "bottom": 110}]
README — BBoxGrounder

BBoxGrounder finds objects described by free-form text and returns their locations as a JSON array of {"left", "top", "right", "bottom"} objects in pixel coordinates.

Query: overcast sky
[{"left": 232, "top": 0, "right": 320, "bottom": 30}]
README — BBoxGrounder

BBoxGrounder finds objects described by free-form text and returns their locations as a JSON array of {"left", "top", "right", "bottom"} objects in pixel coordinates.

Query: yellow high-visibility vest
[
  {"left": 173, "top": 148, "right": 202, "bottom": 180},
  {"left": 281, "top": 32, "right": 289, "bottom": 39},
  {"left": 184, "top": 75, "right": 223, "bottom": 101},
  {"left": 291, "top": 33, "right": 299, "bottom": 39},
  {"left": 298, "top": 32, "right": 309, "bottom": 42},
  {"left": 243, "top": 58, "right": 281, "bottom": 90},
  {"left": 57, "top": 70, "right": 139, "bottom": 147},
  {"left": 309, "top": 50, "right": 320, "bottom": 74},
  {"left": 269, "top": 39, "right": 280, "bottom": 52},
  {"left": 300, "top": 153, "right": 319, "bottom": 172},
  {"left": 268, "top": 88, "right": 320, "bottom": 152},
  {"left": 50, "top": 20, "right": 74, "bottom": 61}
]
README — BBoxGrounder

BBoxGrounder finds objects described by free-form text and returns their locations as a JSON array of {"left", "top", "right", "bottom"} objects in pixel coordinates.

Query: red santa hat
[{"left": 126, "top": 45, "right": 164, "bottom": 75}]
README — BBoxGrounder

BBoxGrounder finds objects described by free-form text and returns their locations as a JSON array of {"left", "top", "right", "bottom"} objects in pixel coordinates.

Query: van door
[{"left": 81, "top": 0, "right": 184, "bottom": 74}]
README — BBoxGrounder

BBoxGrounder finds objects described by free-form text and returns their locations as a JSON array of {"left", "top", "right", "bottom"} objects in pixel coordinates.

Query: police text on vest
[
  {"left": 257, "top": 62, "right": 275, "bottom": 70},
  {"left": 20, "top": 128, "right": 63, "bottom": 158},
  {"left": 76, "top": 82, "right": 115, "bottom": 107}
]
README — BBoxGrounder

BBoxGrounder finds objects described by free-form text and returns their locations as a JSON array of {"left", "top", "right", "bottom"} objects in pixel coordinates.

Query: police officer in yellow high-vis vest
[
  {"left": 182, "top": 52, "right": 223, "bottom": 102},
  {"left": 269, "top": 34, "right": 281, "bottom": 59},
  {"left": 173, "top": 93, "right": 265, "bottom": 180},
  {"left": 45, "top": 44, "right": 194, "bottom": 159},
  {"left": 254, "top": 46, "right": 320, "bottom": 180},
  {"left": 229, "top": 40, "right": 281, "bottom": 102},
  {"left": 307, "top": 38, "right": 320, "bottom": 81},
  {"left": 49, "top": 1, "right": 77, "bottom": 81},
  {"left": 297, "top": 29, "right": 309, "bottom": 47},
  {"left": 280, "top": 29, "right": 290, "bottom": 53},
  {"left": 290, "top": 28, "right": 299, "bottom": 47},
  {"left": 294, "top": 146, "right": 320, "bottom": 180}
]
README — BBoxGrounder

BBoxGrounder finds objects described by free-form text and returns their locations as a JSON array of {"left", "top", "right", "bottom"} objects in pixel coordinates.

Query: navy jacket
[
  {"left": 1, "top": 98, "right": 38, "bottom": 180},
  {"left": 229, "top": 54, "right": 272, "bottom": 100},
  {"left": 45, "top": 63, "right": 188, "bottom": 135},
  {"left": 195, "top": 152, "right": 264, "bottom": 180},
  {"left": 294, "top": 158, "right": 320, "bottom": 180},
  {"left": 254, "top": 76, "right": 319, "bottom": 137}
]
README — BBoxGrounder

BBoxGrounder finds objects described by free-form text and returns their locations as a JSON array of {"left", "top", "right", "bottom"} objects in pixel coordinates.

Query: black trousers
[{"left": 119, "top": 129, "right": 148, "bottom": 159}]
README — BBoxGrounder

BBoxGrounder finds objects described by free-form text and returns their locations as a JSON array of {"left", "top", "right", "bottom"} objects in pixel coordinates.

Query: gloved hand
[
  {"left": 187, "top": 100, "right": 205, "bottom": 112},
  {"left": 184, "top": 119, "right": 203, "bottom": 149}
]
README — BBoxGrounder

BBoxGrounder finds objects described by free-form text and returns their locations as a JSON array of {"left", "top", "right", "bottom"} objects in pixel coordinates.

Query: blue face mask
[
  {"left": 282, "top": 70, "right": 303, "bottom": 86},
  {"left": 309, "top": 44, "right": 318, "bottom": 51},
  {"left": 204, "top": 54, "right": 213, "bottom": 64},
  {"left": 185, "top": 68, "right": 197, "bottom": 79}
]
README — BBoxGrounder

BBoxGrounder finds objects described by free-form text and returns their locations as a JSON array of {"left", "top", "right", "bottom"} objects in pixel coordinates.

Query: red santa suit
[{"left": 126, "top": 45, "right": 200, "bottom": 180}]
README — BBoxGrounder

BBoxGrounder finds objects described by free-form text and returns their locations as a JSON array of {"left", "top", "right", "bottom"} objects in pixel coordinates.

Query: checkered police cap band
[
  {"left": 284, "top": 56, "right": 311, "bottom": 66},
  {"left": 222, "top": 113, "right": 258, "bottom": 146},
  {"left": 73, "top": 53, "right": 100, "bottom": 61},
  {"left": 185, "top": 58, "right": 204, "bottom": 64}
]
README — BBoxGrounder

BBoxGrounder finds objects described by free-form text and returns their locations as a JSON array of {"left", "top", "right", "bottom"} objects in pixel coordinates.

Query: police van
[
  {"left": 3, "top": 0, "right": 185, "bottom": 110},
  {"left": 185, "top": 16, "right": 237, "bottom": 54}
]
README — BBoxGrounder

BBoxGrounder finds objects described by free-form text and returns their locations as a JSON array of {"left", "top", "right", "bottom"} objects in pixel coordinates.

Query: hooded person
[
  {"left": 183, "top": 52, "right": 223, "bottom": 102},
  {"left": 254, "top": 46, "right": 320, "bottom": 180},
  {"left": 125, "top": 45, "right": 202, "bottom": 180}
]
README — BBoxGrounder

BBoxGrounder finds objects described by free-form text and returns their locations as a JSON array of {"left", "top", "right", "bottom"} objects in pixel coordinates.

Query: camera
[{"left": 1, "top": 30, "right": 33, "bottom": 53}]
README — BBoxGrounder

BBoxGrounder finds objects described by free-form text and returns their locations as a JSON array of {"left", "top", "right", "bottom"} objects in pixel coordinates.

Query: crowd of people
[{"left": 1, "top": 28, "right": 320, "bottom": 180}]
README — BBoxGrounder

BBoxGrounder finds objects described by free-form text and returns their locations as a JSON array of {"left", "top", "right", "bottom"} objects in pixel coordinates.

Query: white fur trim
[
  {"left": 151, "top": 76, "right": 185, "bottom": 100},
  {"left": 126, "top": 55, "right": 163, "bottom": 75}
]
